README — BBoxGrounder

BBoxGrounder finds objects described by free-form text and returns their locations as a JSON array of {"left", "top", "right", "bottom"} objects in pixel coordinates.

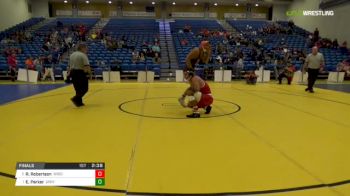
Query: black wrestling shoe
[
  {"left": 305, "top": 88, "right": 309, "bottom": 92},
  {"left": 186, "top": 113, "right": 200, "bottom": 118},
  {"left": 205, "top": 105, "right": 212, "bottom": 114},
  {"left": 309, "top": 89, "right": 314, "bottom": 93}
]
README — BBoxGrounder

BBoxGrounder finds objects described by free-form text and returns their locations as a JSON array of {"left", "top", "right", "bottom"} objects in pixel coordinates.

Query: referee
[
  {"left": 303, "top": 46, "right": 324, "bottom": 93},
  {"left": 69, "top": 44, "right": 91, "bottom": 107}
]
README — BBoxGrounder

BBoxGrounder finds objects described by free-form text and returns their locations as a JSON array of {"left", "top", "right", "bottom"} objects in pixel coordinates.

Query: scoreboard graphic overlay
[{"left": 15, "top": 162, "right": 105, "bottom": 186}]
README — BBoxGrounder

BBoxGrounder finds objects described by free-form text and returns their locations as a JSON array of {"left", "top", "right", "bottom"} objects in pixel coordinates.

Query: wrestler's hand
[{"left": 178, "top": 97, "right": 186, "bottom": 107}]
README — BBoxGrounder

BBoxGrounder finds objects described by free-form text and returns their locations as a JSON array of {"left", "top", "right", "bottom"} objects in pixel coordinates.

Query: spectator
[
  {"left": 306, "top": 35, "right": 313, "bottom": 48},
  {"left": 33, "top": 57, "right": 43, "bottom": 80},
  {"left": 42, "top": 55, "right": 55, "bottom": 82},
  {"left": 332, "top": 39, "right": 339, "bottom": 48},
  {"left": 24, "top": 31, "right": 33, "bottom": 42},
  {"left": 51, "top": 48, "right": 61, "bottom": 64},
  {"left": 215, "top": 55, "right": 223, "bottom": 65},
  {"left": 146, "top": 48, "right": 155, "bottom": 58},
  {"left": 119, "top": 39, "right": 127, "bottom": 48},
  {"left": 278, "top": 63, "right": 296, "bottom": 85},
  {"left": 121, "top": 35, "right": 127, "bottom": 42},
  {"left": 183, "top": 25, "right": 191, "bottom": 33},
  {"left": 341, "top": 41, "right": 348, "bottom": 48},
  {"left": 153, "top": 52, "right": 161, "bottom": 64},
  {"left": 139, "top": 53, "right": 145, "bottom": 62},
  {"left": 340, "top": 41, "right": 348, "bottom": 55},
  {"left": 280, "top": 38, "right": 285, "bottom": 46},
  {"left": 203, "top": 29, "right": 210, "bottom": 37},
  {"left": 107, "top": 39, "right": 117, "bottom": 51},
  {"left": 56, "top": 20, "right": 63, "bottom": 28},
  {"left": 91, "top": 32, "right": 97, "bottom": 40},
  {"left": 78, "top": 25, "right": 87, "bottom": 41},
  {"left": 42, "top": 41, "right": 51, "bottom": 51},
  {"left": 7, "top": 53, "right": 17, "bottom": 82},
  {"left": 337, "top": 59, "right": 350, "bottom": 76},
  {"left": 65, "top": 35, "right": 73, "bottom": 48},
  {"left": 288, "top": 20, "right": 294, "bottom": 29},
  {"left": 313, "top": 28, "right": 319, "bottom": 43},
  {"left": 132, "top": 50, "right": 139, "bottom": 63},
  {"left": 244, "top": 71, "right": 258, "bottom": 84},
  {"left": 25, "top": 56, "right": 35, "bottom": 70},
  {"left": 152, "top": 43, "right": 160, "bottom": 53},
  {"left": 110, "top": 58, "right": 121, "bottom": 71},
  {"left": 216, "top": 43, "right": 225, "bottom": 55},
  {"left": 96, "top": 57, "right": 106, "bottom": 68},
  {"left": 235, "top": 56, "right": 244, "bottom": 79},
  {"left": 181, "top": 39, "right": 188, "bottom": 46}
]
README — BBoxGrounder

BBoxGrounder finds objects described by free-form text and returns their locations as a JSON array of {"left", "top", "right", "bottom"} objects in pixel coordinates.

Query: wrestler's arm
[
  {"left": 181, "top": 78, "right": 200, "bottom": 98},
  {"left": 185, "top": 77, "right": 202, "bottom": 108},
  {"left": 179, "top": 86, "right": 195, "bottom": 107},
  {"left": 182, "top": 87, "right": 194, "bottom": 97},
  {"left": 204, "top": 46, "right": 212, "bottom": 64},
  {"left": 185, "top": 48, "right": 199, "bottom": 70}
]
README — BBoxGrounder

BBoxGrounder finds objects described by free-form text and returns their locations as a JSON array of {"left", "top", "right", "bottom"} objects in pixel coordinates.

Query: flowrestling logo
[{"left": 286, "top": 10, "right": 334, "bottom": 16}]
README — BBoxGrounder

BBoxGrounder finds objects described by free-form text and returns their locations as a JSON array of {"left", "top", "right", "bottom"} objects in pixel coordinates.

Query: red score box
[{"left": 95, "top": 170, "right": 105, "bottom": 178}]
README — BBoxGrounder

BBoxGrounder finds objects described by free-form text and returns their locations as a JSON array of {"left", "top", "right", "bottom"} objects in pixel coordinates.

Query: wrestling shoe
[
  {"left": 186, "top": 113, "right": 200, "bottom": 118},
  {"left": 205, "top": 105, "right": 212, "bottom": 114}
]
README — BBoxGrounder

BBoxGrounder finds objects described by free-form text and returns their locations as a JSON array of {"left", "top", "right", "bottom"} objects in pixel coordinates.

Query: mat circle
[{"left": 118, "top": 97, "right": 241, "bottom": 119}]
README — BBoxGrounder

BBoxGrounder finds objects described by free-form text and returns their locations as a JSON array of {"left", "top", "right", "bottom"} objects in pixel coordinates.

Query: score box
[
  {"left": 95, "top": 170, "right": 105, "bottom": 178},
  {"left": 15, "top": 162, "right": 105, "bottom": 187},
  {"left": 95, "top": 178, "right": 105, "bottom": 186},
  {"left": 95, "top": 170, "right": 105, "bottom": 186}
]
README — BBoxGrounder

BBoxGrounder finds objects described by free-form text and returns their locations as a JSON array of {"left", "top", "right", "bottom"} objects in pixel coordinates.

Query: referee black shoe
[{"left": 71, "top": 97, "right": 84, "bottom": 107}]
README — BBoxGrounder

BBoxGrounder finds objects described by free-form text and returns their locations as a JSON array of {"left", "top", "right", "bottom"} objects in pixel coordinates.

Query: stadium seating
[
  {"left": 171, "top": 19, "right": 230, "bottom": 75},
  {"left": 227, "top": 20, "right": 350, "bottom": 72},
  {"left": 277, "top": 21, "right": 310, "bottom": 37},
  {"left": 1, "top": 18, "right": 349, "bottom": 80},
  {"left": 0, "top": 17, "right": 44, "bottom": 41},
  {"left": 0, "top": 18, "right": 45, "bottom": 75},
  {"left": 87, "top": 19, "right": 161, "bottom": 78},
  {"left": 227, "top": 20, "right": 269, "bottom": 33},
  {"left": 0, "top": 18, "right": 99, "bottom": 75}
]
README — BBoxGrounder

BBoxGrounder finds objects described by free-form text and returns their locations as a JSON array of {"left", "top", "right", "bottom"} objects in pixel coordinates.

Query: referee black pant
[
  {"left": 70, "top": 69, "right": 88, "bottom": 104},
  {"left": 307, "top": 68, "right": 319, "bottom": 90}
]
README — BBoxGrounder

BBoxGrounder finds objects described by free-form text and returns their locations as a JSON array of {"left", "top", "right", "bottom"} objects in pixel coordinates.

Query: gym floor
[{"left": 0, "top": 81, "right": 349, "bottom": 196}]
